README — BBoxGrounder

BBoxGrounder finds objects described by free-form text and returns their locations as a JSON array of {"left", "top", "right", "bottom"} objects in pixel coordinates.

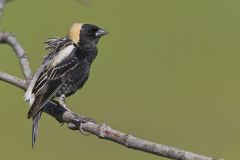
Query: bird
[{"left": 24, "top": 23, "right": 108, "bottom": 147}]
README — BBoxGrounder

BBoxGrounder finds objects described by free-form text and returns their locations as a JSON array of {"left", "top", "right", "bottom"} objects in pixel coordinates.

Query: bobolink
[{"left": 24, "top": 23, "right": 108, "bottom": 146}]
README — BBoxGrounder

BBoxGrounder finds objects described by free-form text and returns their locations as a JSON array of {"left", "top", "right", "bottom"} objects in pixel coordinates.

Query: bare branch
[
  {"left": 0, "top": 72, "right": 222, "bottom": 160},
  {"left": 0, "top": 32, "right": 32, "bottom": 80},
  {"left": 82, "top": 123, "right": 216, "bottom": 160},
  {"left": 0, "top": 61, "right": 223, "bottom": 160},
  {"left": 0, "top": 71, "right": 27, "bottom": 89},
  {"left": 44, "top": 104, "right": 221, "bottom": 160}
]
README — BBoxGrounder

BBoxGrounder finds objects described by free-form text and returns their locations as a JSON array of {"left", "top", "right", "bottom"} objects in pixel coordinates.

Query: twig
[
  {"left": 0, "top": 71, "right": 27, "bottom": 89},
  {"left": 0, "top": 32, "right": 32, "bottom": 80},
  {"left": 0, "top": 32, "right": 222, "bottom": 160}
]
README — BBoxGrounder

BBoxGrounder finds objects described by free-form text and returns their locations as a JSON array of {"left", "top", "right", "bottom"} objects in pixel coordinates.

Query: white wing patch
[
  {"left": 24, "top": 65, "right": 45, "bottom": 107},
  {"left": 50, "top": 45, "right": 75, "bottom": 67},
  {"left": 24, "top": 91, "right": 35, "bottom": 106}
]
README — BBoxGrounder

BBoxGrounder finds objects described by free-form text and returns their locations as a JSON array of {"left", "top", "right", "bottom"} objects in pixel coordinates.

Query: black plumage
[{"left": 24, "top": 23, "right": 108, "bottom": 146}]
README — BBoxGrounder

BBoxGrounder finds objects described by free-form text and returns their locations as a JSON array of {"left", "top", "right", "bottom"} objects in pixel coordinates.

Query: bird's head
[{"left": 68, "top": 23, "right": 108, "bottom": 47}]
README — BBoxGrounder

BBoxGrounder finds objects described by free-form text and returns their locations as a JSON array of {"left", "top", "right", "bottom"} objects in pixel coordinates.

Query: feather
[
  {"left": 32, "top": 112, "right": 42, "bottom": 148},
  {"left": 27, "top": 45, "right": 79, "bottom": 118},
  {"left": 25, "top": 38, "right": 73, "bottom": 107}
]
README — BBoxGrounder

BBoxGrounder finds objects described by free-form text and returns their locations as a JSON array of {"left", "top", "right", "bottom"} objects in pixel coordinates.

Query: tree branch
[
  {"left": 0, "top": 32, "right": 32, "bottom": 80},
  {"left": 0, "top": 2, "right": 223, "bottom": 160},
  {"left": 0, "top": 33, "right": 222, "bottom": 160},
  {"left": 0, "top": 71, "right": 27, "bottom": 89}
]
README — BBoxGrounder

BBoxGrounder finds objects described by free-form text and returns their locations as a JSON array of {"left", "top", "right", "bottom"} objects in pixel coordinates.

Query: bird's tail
[{"left": 32, "top": 111, "right": 42, "bottom": 148}]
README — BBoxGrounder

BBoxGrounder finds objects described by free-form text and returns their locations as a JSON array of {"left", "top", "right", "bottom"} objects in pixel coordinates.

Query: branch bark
[
  {"left": 0, "top": 71, "right": 27, "bottom": 89},
  {"left": 0, "top": 32, "right": 32, "bottom": 80}
]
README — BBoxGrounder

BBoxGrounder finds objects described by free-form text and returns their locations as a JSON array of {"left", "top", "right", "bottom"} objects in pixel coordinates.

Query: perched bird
[{"left": 24, "top": 23, "right": 108, "bottom": 146}]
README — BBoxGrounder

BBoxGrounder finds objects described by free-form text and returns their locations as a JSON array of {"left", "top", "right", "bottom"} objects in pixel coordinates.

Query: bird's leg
[
  {"left": 59, "top": 94, "right": 66, "bottom": 107},
  {"left": 59, "top": 95, "right": 93, "bottom": 135},
  {"left": 59, "top": 94, "right": 71, "bottom": 112}
]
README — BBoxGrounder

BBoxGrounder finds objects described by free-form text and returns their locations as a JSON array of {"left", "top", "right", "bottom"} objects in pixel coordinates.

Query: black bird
[{"left": 24, "top": 23, "right": 108, "bottom": 146}]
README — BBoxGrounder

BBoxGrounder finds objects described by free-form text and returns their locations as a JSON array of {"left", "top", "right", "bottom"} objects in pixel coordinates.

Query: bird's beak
[{"left": 96, "top": 29, "right": 108, "bottom": 37}]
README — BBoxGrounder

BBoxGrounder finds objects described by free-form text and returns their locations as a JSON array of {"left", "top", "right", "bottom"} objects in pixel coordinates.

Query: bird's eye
[
  {"left": 87, "top": 30, "right": 93, "bottom": 36},
  {"left": 88, "top": 29, "right": 98, "bottom": 37},
  {"left": 87, "top": 30, "right": 91, "bottom": 34}
]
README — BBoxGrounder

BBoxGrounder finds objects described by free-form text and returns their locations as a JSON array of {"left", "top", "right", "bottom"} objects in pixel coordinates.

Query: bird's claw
[
  {"left": 79, "top": 122, "right": 90, "bottom": 136},
  {"left": 67, "top": 115, "right": 95, "bottom": 134},
  {"left": 77, "top": 116, "right": 95, "bottom": 135}
]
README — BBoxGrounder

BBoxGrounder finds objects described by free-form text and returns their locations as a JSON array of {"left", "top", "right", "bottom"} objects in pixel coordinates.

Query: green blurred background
[{"left": 0, "top": 0, "right": 239, "bottom": 159}]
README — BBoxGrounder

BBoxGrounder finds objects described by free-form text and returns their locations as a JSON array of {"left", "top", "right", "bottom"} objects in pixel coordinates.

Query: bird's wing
[
  {"left": 24, "top": 37, "right": 72, "bottom": 104},
  {"left": 26, "top": 42, "right": 79, "bottom": 118}
]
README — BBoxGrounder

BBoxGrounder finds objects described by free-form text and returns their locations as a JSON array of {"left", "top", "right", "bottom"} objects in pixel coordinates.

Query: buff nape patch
[{"left": 68, "top": 23, "right": 83, "bottom": 44}]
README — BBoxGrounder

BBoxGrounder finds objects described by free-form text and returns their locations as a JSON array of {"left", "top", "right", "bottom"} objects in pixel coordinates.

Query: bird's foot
[
  {"left": 67, "top": 115, "right": 96, "bottom": 136},
  {"left": 79, "top": 122, "right": 90, "bottom": 136},
  {"left": 77, "top": 115, "right": 96, "bottom": 135}
]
